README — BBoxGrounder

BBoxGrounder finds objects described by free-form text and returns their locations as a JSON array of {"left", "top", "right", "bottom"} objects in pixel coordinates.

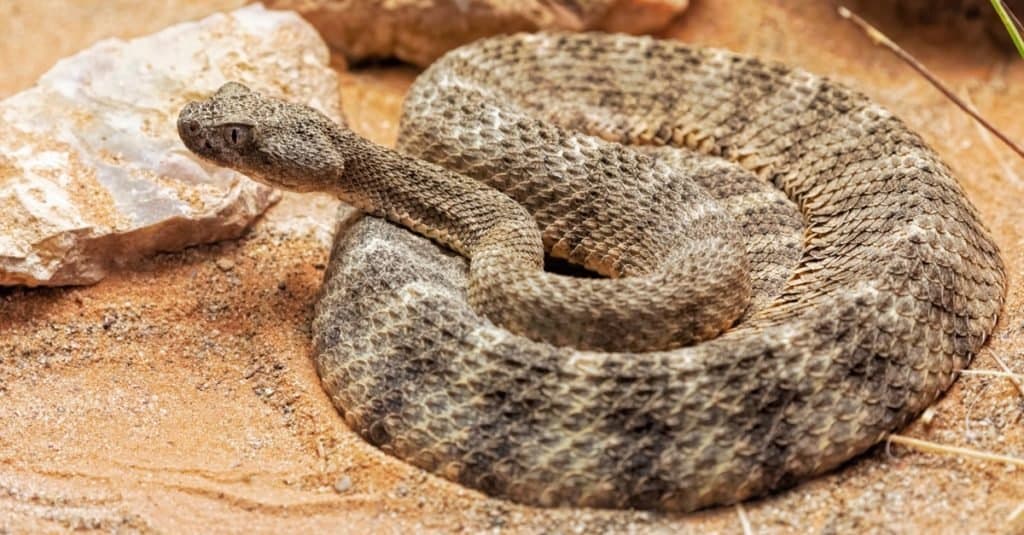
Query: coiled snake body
[{"left": 178, "top": 33, "right": 1005, "bottom": 512}]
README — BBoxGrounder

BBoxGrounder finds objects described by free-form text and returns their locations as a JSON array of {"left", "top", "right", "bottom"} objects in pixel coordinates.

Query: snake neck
[{"left": 326, "top": 133, "right": 544, "bottom": 265}]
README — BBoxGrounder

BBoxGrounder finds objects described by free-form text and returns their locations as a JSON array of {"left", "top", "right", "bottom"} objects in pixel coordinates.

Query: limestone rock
[
  {"left": 0, "top": 0, "right": 249, "bottom": 98},
  {"left": 267, "top": 0, "right": 690, "bottom": 67},
  {"left": 0, "top": 5, "right": 342, "bottom": 286}
]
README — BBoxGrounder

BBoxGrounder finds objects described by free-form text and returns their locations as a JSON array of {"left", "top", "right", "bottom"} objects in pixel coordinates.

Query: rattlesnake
[{"left": 177, "top": 33, "right": 1005, "bottom": 512}]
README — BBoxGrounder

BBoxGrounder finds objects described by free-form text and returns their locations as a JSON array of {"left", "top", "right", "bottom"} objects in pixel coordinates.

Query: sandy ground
[{"left": 2, "top": 1, "right": 1023, "bottom": 533}]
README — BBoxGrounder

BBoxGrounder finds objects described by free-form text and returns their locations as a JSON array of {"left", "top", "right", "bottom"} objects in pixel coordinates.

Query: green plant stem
[
  {"left": 1008, "top": 3, "right": 1024, "bottom": 37},
  {"left": 991, "top": 0, "right": 1024, "bottom": 58}
]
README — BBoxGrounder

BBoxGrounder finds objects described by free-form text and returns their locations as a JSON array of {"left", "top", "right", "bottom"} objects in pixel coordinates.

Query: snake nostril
[{"left": 178, "top": 117, "right": 200, "bottom": 134}]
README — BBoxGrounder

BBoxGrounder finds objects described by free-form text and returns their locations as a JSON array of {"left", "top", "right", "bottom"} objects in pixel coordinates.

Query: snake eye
[{"left": 221, "top": 123, "right": 254, "bottom": 148}]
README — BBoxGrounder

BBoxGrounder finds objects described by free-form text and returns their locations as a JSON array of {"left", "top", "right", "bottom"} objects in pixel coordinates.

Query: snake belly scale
[{"left": 177, "top": 33, "right": 1006, "bottom": 512}]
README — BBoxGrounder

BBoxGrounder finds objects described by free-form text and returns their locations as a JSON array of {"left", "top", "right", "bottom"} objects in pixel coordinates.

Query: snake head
[{"left": 177, "top": 82, "right": 347, "bottom": 192}]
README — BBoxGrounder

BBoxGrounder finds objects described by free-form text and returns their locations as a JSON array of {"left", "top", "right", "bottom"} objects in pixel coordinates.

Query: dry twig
[
  {"left": 887, "top": 434, "right": 1024, "bottom": 467},
  {"left": 837, "top": 5, "right": 1024, "bottom": 160},
  {"left": 1008, "top": 502, "right": 1024, "bottom": 530},
  {"left": 960, "top": 368, "right": 1024, "bottom": 382},
  {"left": 736, "top": 503, "right": 754, "bottom": 535},
  {"left": 960, "top": 368, "right": 1024, "bottom": 403},
  {"left": 990, "top": 353, "right": 1024, "bottom": 399}
]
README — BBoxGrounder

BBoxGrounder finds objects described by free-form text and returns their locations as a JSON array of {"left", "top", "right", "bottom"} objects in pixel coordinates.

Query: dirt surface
[{"left": 2, "top": 1, "right": 1023, "bottom": 533}]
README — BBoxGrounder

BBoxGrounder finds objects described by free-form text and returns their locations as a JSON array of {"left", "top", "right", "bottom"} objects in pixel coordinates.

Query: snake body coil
[{"left": 178, "top": 33, "right": 1005, "bottom": 511}]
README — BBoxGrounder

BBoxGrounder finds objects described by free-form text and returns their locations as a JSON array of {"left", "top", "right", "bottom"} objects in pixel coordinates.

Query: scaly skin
[{"left": 178, "top": 33, "right": 1005, "bottom": 512}]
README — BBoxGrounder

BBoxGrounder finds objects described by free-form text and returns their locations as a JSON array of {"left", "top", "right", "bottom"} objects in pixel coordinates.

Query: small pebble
[
  {"left": 216, "top": 258, "right": 236, "bottom": 271},
  {"left": 334, "top": 475, "right": 352, "bottom": 493}
]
